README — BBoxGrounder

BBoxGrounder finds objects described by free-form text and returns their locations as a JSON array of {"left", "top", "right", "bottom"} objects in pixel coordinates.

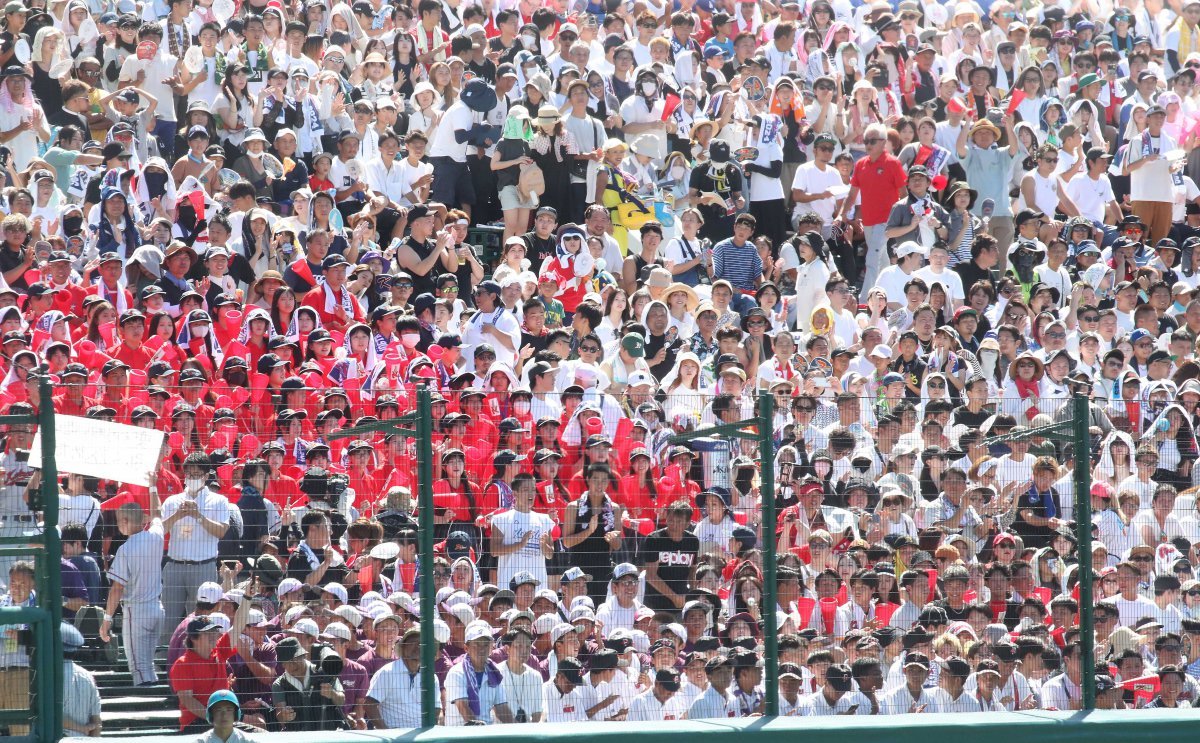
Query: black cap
[
  {"left": 825, "top": 663, "right": 853, "bottom": 691},
  {"left": 322, "top": 254, "right": 351, "bottom": 270}
]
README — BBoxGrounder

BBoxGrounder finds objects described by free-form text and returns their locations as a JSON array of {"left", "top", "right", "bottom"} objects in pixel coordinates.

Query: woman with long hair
[
  {"left": 214, "top": 63, "right": 261, "bottom": 161},
  {"left": 433, "top": 448, "right": 479, "bottom": 541},
  {"left": 269, "top": 287, "right": 298, "bottom": 337},
  {"left": 530, "top": 106, "right": 575, "bottom": 221},
  {"left": 596, "top": 289, "right": 630, "bottom": 349},
  {"left": 563, "top": 463, "right": 624, "bottom": 601}
]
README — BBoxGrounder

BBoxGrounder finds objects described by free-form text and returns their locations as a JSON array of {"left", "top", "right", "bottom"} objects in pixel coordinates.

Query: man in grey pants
[
  {"left": 157, "top": 453, "right": 230, "bottom": 643},
  {"left": 101, "top": 500, "right": 165, "bottom": 686}
]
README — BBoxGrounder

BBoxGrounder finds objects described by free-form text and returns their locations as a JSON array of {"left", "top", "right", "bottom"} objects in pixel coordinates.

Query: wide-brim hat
[{"left": 662, "top": 282, "right": 699, "bottom": 312}]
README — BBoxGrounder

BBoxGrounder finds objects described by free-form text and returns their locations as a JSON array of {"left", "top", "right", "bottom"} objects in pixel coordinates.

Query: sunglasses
[
  {"left": 1188, "top": 590, "right": 1200, "bottom": 597},
  {"left": 1081, "top": 314, "right": 1099, "bottom": 322},
  {"left": 1132, "top": 556, "right": 1154, "bottom": 562},
  {"left": 580, "top": 345, "right": 601, "bottom": 353}
]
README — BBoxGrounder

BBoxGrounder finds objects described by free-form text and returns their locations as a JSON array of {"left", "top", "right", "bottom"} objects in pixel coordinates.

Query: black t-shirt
[
  {"left": 932, "top": 599, "right": 971, "bottom": 623},
  {"left": 950, "top": 405, "right": 991, "bottom": 430},
  {"left": 642, "top": 528, "right": 699, "bottom": 612},
  {"left": 688, "top": 164, "right": 743, "bottom": 239}
]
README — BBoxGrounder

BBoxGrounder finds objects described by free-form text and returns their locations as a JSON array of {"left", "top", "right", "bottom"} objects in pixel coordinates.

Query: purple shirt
[
  {"left": 339, "top": 657, "right": 370, "bottom": 716},
  {"left": 230, "top": 641, "right": 278, "bottom": 707},
  {"left": 60, "top": 559, "right": 88, "bottom": 620}
]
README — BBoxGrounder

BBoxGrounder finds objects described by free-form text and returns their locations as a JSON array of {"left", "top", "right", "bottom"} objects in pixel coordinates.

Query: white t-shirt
[
  {"left": 1127, "top": 132, "right": 1178, "bottom": 202},
  {"left": 490, "top": 508, "right": 554, "bottom": 589},
  {"left": 627, "top": 689, "right": 687, "bottom": 721},
  {"left": 1173, "top": 174, "right": 1200, "bottom": 221},
  {"left": 500, "top": 665, "right": 543, "bottom": 721},
  {"left": 874, "top": 265, "right": 915, "bottom": 303},
  {"left": 1112, "top": 593, "right": 1160, "bottom": 628},
  {"left": 1064, "top": 173, "right": 1116, "bottom": 223},
  {"left": 445, "top": 660, "right": 508, "bottom": 725},
  {"left": 914, "top": 266, "right": 965, "bottom": 304},
  {"left": 462, "top": 305, "right": 521, "bottom": 372},
  {"left": 791, "top": 161, "right": 843, "bottom": 224},
  {"left": 542, "top": 680, "right": 589, "bottom": 722}
]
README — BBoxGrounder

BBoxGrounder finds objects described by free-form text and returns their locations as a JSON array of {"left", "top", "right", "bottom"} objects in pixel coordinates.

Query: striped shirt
[
  {"left": 62, "top": 660, "right": 101, "bottom": 737},
  {"left": 711, "top": 238, "right": 763, "bottom": 293}
]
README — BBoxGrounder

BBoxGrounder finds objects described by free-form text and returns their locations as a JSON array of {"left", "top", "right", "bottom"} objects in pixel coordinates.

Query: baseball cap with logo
[{"left": 196, "top": 582, "right": 223, "bottom": 604}]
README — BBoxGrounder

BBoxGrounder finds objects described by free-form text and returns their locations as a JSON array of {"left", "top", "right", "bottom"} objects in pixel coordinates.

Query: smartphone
[{"left": 221, "top": 560, "right": 238, "bottom": 571}]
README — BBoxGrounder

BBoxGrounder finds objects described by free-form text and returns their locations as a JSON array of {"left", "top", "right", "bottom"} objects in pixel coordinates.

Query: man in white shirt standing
[
  {"left": 490, "top": 473, "right": 554, "bottom": 589},
  {"left": 791, "top": 133, "right": 844, "bottom": 235},
  {"left": 159, "top": 452, "right": 229, "bottom": 643},
  {"left": 1125, "top": 104, "right": 1179, "bottom": 244},
  {"left": 427, "top": 81, "right": 480, "bottom": 212},
  {"left": 462, "top": 280, "right": 521, "bottom": 373},
  {"left": 932, "top": 656, "right": 982, "bottom": 712},
  {"left": 1040, "top": 641, "right": 1084, "bottom": 711}
]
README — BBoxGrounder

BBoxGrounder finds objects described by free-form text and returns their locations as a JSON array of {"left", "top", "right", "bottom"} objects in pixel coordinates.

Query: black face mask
[
  {"left": 144, "top": 170, "right": 169, "bottom": 200},
  {"left": 62, "top": 215, "right": 83, "bottom": 236}
]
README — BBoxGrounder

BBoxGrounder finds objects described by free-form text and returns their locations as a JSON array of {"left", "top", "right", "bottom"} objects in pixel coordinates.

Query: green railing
[{"left": 1, "top": 377, "right": 62, "bottom": 743}]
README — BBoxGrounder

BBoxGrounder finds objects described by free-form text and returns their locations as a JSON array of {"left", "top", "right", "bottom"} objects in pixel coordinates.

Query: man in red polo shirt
[
  {"left": 168, "top": 594, "right": 248, "bottom": 734},
  {"left": 833, "top": 122, "right": 908, "bottom": 292}
]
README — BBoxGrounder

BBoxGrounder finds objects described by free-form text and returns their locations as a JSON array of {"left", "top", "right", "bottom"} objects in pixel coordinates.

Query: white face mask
[
  {"left": 521, "top": 34, "right": 537, "bottom": 48},
  {"left": 400, "top": 332, "right": 420, "bottom": 349},
  {"left": 814, "top": 461, "right": 832, "bottom": 478},
  {"left": 641, "top": 81, "right": 658, "bottom": 96},
  {"left": 981, "top": 349, "right": 998, "bottom": 375},
  {"left": 513, "top": 400, "right": 531, "bottom": 414},
  {"left": 191, "top": 324, "right": 210, "bottom": 338},
  {"left": 185, "top": 476, "right": 205, "bottom": 493},
  {"left": 670, "top": 166, "right": 685, "bottom": 179}
]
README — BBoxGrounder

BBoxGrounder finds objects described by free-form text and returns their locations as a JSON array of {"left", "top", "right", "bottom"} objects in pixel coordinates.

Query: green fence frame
[
  {"left": 0, "top": 377, "right": 62, "bottom": 743},
  {"left": 120, "top": 709, "right": 1200, "bottom": 743}
]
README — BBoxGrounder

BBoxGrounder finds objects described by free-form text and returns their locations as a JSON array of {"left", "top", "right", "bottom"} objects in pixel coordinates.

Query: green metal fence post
[
  {"left": 415, "top": 386, "right": 437, "bottom": 727},
  {"left": 759, "top": 393, "right": 778, "bottom": 717},
  {"left": 1073, "top": 393, "right": 1095, "bottom": 710},
  {"left": 38, "top": 377, "right": 62, "bottom": 742}
]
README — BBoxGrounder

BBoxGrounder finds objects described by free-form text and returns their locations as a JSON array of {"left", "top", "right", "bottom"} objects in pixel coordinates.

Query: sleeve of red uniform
[{"left": 214, "top": 632, "right": 237, "bottom": 665}]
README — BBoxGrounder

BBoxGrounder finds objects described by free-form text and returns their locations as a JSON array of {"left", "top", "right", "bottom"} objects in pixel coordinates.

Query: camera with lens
[{"left": 310, "top": 642, "right": 344, "bottom": 681}]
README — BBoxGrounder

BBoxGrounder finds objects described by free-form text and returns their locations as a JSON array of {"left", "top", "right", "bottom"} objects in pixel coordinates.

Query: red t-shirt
[
  {"left": 168, "top": 637, "right": 234, "bottom": 730},
  {"left": 850, "top": 152, "right": 908, "bottom": 226}
]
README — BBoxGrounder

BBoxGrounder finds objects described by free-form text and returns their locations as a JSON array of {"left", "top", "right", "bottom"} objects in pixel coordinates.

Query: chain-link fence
[{"left": 45, "top": 380, "right": 1176, "bottom": 732}]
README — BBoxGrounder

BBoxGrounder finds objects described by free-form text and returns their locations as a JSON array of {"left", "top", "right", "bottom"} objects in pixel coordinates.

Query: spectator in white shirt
[
  {"left": 365, "top": 626, "right": 444, "bottom": 728},
  {"left": 445, "top": 620, "right": 515, "bottom": 725},
  {"left": 542, "top": 657, "right": 589, "bottom": 722},
  {"left": 802, "top": 663, "right": 869, "bottom": 715},
  {"left": 932, "top": 656, "right": 982, "bottom": 712},
  {"left": 628, "top": 667, "right": 687, "bottom": 721},
  {"left": 688, "top": 655, "right": 736, "bottom": 719}
]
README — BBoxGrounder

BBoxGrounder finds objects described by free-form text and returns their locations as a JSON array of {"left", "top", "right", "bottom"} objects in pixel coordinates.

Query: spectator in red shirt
[
  {"left": 833, "top": 122, "right": 909, "bottom": 292},
  {"left": 169, "top": 596, "right": 249, "bottom": 734}
]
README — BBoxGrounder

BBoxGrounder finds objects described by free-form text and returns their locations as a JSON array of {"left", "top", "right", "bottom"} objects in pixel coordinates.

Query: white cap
[
  {"left": 321, "top": 623, "right": 352, "bottom": 642},
  {"left": 283, "top": 605, "right": 311, "bottom": 625},
  {"left": 333, "top": 605, "right": 363, "bottom": 628},
  {"left": 446, "top": 603, "right": 476, "bottom": 626},
  {"left": 631, "top": 629, "right": 651, "bottom": 654},
  {"left": 532, "top": 613, "right": 559, "bottom": 635},
  {"left": 208, "top": 612, "right": 231, "bottom": 632},
  {"left": 433, "top": 619, "right": 451, "bottom": 644},
  {"left": 569, "top": 606, "right": 597, "bottom": 624},
  {"left": 628, "top": 371, "right": 656, "bottom": 388},
  {"left": 197, "top": 581, "right": 223, "bottom": 604},
  {"left": 551, "top": 622, "right": 578, "bottom": 644},
  {"left": 370, "top": 542, "right": 400, "bottom": 560},
  {"left": 661, "top": 622, "right": 686, "bottom": 640},
  {"left": 246, "top": 609, "right": 268, "bottom": 627},
  {"left": 894, "top": 241, "right": 927, "bottom": 259},
  {"left": 612, "top": 563, "right": 639, "bottom": 581},
  {"left": 464, "top": 619, "right": 493, "bottom": 643},
  {"left": 292, "top": 618, "right": 320, "bottom": 638},
  {"left": 277, "top": 578, "right": 304, "bottom": 596},
  {"left": 322, "top": 582, "right": 348, "bottom": 604},
  {"left": 868, "top": 345, "right": 893, "bottom": 359}
]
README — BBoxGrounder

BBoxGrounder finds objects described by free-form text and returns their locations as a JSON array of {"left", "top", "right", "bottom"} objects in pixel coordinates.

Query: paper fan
[
  {"left": 262, "top": 154, "right": 284, "bottom": 179},
  {"left": 217, "top": 168, "right": 242, "bottom": 189},
  {"left": 345, "top": 158, "right": 364, "bottom": 181},
  {"left": 742, "top": 75, "right": 766, "bottom": 102},
  {"left": 733, "top": 146, "right": 759, "bottom": 163},
  {"left": 13, "top": 39, "right": 29, "bottom": 65},
  {"left": 212, "top": 0, "right": 235, "bottom": 22},
  {"left": 183, "top": 46, "right": 205, "bottom": 74},
  {"left": 49, "top": 58, "right": 73, "bottom": 78}
]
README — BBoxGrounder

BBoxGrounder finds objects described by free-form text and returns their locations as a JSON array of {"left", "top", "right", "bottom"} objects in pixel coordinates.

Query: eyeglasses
[
  {"left": 1044, "top": 331, "right": 1066, "bottom": 339},
  {"left": 748, "top": 319, "right": 768, "bottom": 326},
  {"left": 394, "top": 281, "right": 413, "bottom": 288},
  {"left": 927, "top": 381, "right": 945, "bottom": 388},
  {"left": 1132, "top": 556, "right": 1154, "bottom": 562},
  {"left": 1137, "top": 458, "right": 1158, "bottom": 465},
  {"left": 864, "top": 137, "right": 883, "bottom": 145},
  {"left": 1041, "top": 157, "right": 1059, "bottom": 164},
  {"left": 794, "top": 406, "right": 815, "bottom": 413},
  {"left": 580, "top": 345, "right": 600, "bottom": 353}
]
